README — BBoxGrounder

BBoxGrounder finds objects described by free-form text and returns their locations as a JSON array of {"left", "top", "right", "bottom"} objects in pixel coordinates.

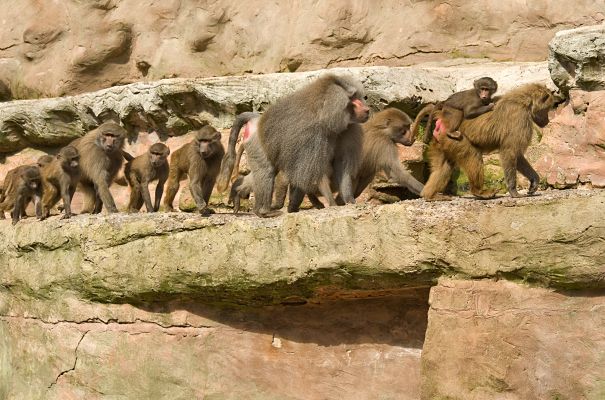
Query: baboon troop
[{"left": 0, "top": 73, "right": 556, "bottom": 224}]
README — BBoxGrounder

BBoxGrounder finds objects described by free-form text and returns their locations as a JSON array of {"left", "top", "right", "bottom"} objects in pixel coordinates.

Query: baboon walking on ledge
[{"left": 421, "top": 83, "right": 554, "bottom": 201}]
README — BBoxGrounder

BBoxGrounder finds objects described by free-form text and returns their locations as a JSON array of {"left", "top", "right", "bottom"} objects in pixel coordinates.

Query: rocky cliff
[
  {"left": 0, "top": 18, "right": 605, "bottom": 400},
  {"left": 1, "top": 190, "right": 604, "bottom": 399},
  {"left": 0, "top": 1, "right": 603, "bottom": 99}
]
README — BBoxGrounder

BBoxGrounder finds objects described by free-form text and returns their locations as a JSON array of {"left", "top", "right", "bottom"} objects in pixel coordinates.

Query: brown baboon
[
  {"left": 422, "top": 83, "right": 554, "bottom": 201},
  {"left": 40, "top": 146, "right": 81, "bottom": 220},
  {"left": 124, "top": 143, "right": 170, "bottom": 212},
  {"left": 36, "top": 155, "right": 55, "bottom": 168},
  {"left": 0, "top": 165, "right": 42, "bottom": 224},
  {"left": 218, "top": 74, "right": 369, "bottom": 217},
  {"left": 70, "top": 122, "right": 127, "bottom": 213},
  {"left": 353, "top": 108, "right": 424, "bottom": 198},
  {"left": 413, "top": 77, "right": 499, "bottom": 143},
  {"left": 0, "top": 154, "right": 54, "bottom": 218},
  {"left": 163, "top": 126, "right": 224, "bottom": 214}
]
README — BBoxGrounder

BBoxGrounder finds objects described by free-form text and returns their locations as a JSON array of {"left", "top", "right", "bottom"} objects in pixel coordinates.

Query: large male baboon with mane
[{"left": 421, "top": 83, "right": 554, "bottom": 200}]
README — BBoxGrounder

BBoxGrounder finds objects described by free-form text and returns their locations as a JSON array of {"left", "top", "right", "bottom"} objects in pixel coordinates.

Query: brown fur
[
  {"left": 163, "top": 126, "right": 224, "bottom": 214},
  {"left": 70, "top": 122, "right": 127, "bottom": 213},
  {"left": 422, "top": 83, "right": 554, "bottom": 200},
  {"left": 124, "top": 143, "right": 170, "bottom": 213},
  {"left": 40, "top": 145, "right": 81, "bottom": 219},
  {"left": 0, "top": 165, "right": 42, "bottom": 224}
]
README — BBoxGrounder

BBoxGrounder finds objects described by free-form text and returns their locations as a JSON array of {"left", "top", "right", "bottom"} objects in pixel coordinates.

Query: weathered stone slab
[
  {"left": 0, "top": 189, "right": 603, "bottom": 307},
  {"left": 0, "top": 63, "right": 554, "bottom": 153},
  {"left": 549, "top": 24, "right": 605, "bottom": 93},
  {"left": 422, "top": 279, "right": 605, "bottom": 400}
]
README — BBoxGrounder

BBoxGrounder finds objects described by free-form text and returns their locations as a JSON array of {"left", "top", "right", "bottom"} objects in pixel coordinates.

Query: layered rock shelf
[{"left": 1, "top": 189, "right": 604, "bottom": 399}]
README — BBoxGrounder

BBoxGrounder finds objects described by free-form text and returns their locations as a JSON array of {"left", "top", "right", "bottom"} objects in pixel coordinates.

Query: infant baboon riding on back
[{"left": 414, "top": 77, "right": 499, "bottom": 143}]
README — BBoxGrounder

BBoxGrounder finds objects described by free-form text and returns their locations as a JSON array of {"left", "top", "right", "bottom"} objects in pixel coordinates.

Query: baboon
[
  {"left": 0, "top": 165, "right": 42, "bottom": 224},
  {"left": 36, "top": 155, "right": 55, "bottom": 168},
  {"left": 235, "top": 108, "right": 424, "bottom": 210},
  {"left": 124, "top": 143, "right": 170, "bottom": 212},
  {"left": 422, "top": 83, "right": 554, "bottom": 201},
  {"left": 0, "top": 154, "right": 55, "bottom": 218},
  {"left": 163, "top": 126, "right": 224, "bottom": 214},
  {"left": 39, "top": 146, "right": 81, "bottom": 220},
  {"left": 70, "top": 122, "right": 127, "bottom": 213},
  {"left": 353, "top": 108, "right": 424, "bottom": 198},
  {"left": 218, "top": 74, "right": 369, "bottom": 217},
  {"left": 414, "top": 77, "right": 499, "bottom": 143}
]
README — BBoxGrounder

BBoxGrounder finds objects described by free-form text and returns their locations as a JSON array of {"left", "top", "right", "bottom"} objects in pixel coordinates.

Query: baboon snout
[
  {"left": 70, "top": 160, "right": 79, "bottom": 168},
  {"left": 352, "top": 98, "right": 370, "bottom": 123},
  {"left": 479, "top": 89, "right": 491, "bottom": 100}
]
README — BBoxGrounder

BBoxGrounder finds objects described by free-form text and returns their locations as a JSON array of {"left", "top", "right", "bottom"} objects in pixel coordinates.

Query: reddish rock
[
  {"left": 533, "top": 90, "right": 605, "bottom": 188},
  {"left": 422, "top": 279, "right": 605, "bottom": 400}
]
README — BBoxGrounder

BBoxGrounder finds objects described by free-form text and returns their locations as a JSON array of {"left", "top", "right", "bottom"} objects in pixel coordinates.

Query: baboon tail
[
  {"left": 217, "top": 112, "right": 260, "bottom": 192},
  {"left": 410, "top": 104, "right": 435, "bottom": 144},
  {"left": 121, "top": 150, "right": 135, "bottom": 162}
]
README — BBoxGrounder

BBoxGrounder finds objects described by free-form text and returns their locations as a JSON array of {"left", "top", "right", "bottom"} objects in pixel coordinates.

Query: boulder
[{"left": 549, "top": 24, "right": 605, "bottom": 93}]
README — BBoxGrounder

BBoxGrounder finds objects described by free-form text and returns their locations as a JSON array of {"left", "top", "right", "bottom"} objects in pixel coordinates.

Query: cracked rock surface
[{"left": 0, "top": 189, "right": 604, "bottom": 399}]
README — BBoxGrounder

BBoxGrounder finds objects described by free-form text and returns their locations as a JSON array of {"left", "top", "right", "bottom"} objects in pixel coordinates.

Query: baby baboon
[
  {"left": 218, "top": 74, "right": 369, "bottom": 217},
  {"left": 124, "top": 143, "right": 170, "bottom": 212},
  {"left": 39, "top": 145, "right": 81, "bottom": 220},
  {"left": 414, "top": 77, "right": 499, "bottom": 143},
  {"left": 422, "top": 83, "right": 554, "bottom": 200},
  {"left": 70, "top": 122, "right": 127, "bottom": 213},
  {"left": 0, "top": 165, "right": 42, "bottom": 224},
  {"left": 163, "top": 126, "right": 225, "bottom": 214}
]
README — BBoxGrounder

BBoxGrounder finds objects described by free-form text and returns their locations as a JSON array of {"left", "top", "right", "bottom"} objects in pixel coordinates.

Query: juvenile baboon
[
  {"left": 40, "top": 145, "right": 81, "bottom": 220},
  {"left": 218, "top": 74, "right": 369, "bottom": 216},
  {"left": 422, "top": 83, "right": 554, "bottom": 201},
  {"left": 0, "top": 165, "right": 42, "bottom": 224},
  {"left": 124, "top": 143, "right": 170, "bottom": 212},
  {"left": 413, "top": 77, "right": 499, "bottom": 143},
  {"left": 70, "top": 122, "right": 127, "bottom": 213},
  {"left": 163, "top": 126, "right": 224, "bottom": 214}
]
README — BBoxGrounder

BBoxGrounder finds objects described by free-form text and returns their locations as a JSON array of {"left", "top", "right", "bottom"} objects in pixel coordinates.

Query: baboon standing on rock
[
  {"left": 40, "top": 145, "right": 81, "bottom": 220},
  {"left": 218, "top": 74, "right": 370, "bottom": 217},
  {"left": 0, "top": 165, "right": 42, "bottom": 224},
  {"left": 71, "top": 122, "right": 127, "bottom": 213},
  {"left": 124, "top": 143, "right": 170, "bottom": 213},
  {"left": 163, "top": 126, "right": 224, "bottom": 214},
  {"left": 422, "top": 83, "right": 554, "bottom": 201}
]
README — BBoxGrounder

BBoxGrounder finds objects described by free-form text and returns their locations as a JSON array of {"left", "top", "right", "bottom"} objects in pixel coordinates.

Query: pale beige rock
[
  {"left": 422, "top": 279, "right": 605, "bottom": 400},
  {"left": 0, "top": 0, "right": 601, "bottom": 98},
  {"left": 549, "top": 24, "right": 605, "bottom": 93}
]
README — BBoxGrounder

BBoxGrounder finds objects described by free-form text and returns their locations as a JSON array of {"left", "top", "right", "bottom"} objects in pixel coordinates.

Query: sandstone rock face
[
  {"left": 549, "top": 24, "right": 605, "bottom": 93},
  {"left": 423, "top": 279, "right": 605, "bottom": 400},
  {"left": 0, "top": 190, "right": 603, "bottom": 399},
  {"left": 0, "top": 1, "right": 601, "bottom": 98},
  {"left": 533, "top": 89, "right": 605, "bottom": 188}
]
